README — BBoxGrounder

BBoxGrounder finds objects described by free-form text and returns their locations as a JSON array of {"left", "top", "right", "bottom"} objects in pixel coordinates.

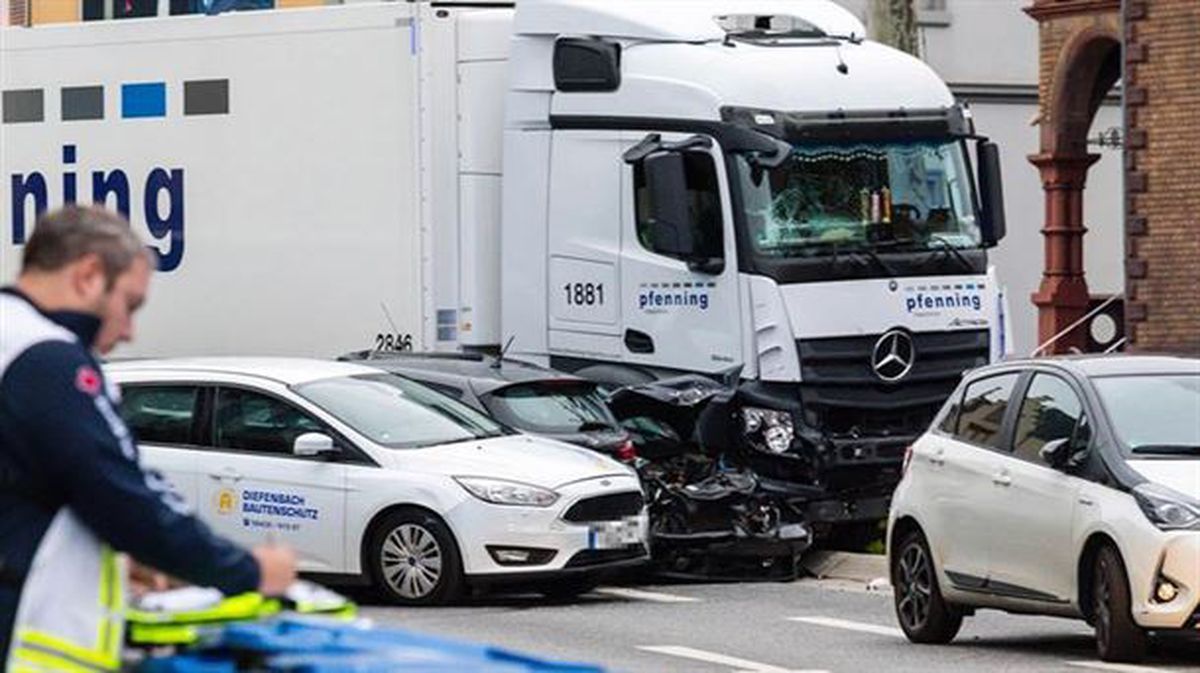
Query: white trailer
[{"left": 1, "top": 0, "right": 1012, "bottom": 531}]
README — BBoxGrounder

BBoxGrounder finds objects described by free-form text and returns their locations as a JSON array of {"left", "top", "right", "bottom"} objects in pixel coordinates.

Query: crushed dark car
[{"left": 607, "top": 376, "right": 815, "bottom": 580}]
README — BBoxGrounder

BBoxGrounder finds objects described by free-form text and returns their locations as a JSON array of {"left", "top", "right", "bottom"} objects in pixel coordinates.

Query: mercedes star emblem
[{"left": 871, "top": 330, "right": 915, "bottom": 382}]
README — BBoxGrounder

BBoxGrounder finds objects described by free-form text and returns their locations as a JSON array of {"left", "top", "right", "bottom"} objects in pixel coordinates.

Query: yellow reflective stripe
[
  {"left": 16, "top": 630, "right": 119, "bottom": 671},
  {"left": 95, "top": 547, "right": 124, "bottom": 662},
  {"left": 127, "top": 622, "right": 200, "bottom": 646},
  {"left": 12, "top": 645, "right": 103, "bottom": 672}
]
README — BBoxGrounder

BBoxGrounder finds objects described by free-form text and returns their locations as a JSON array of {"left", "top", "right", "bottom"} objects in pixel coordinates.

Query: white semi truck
[{"left": 1, "top": 0, "right": 1010, "bottom": 533}]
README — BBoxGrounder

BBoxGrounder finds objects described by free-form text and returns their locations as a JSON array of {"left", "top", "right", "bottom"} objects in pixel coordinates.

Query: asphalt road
[{"left": 359, "top": 579, "right": 1200, "bottom": 673}]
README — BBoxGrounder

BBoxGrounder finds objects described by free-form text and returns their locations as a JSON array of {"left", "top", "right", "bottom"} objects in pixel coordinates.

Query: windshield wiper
[
  {"left": 822, "top": 240, "right": 895, "bottom": 276},
  {"left": 1131, "top": 444, "right": 1200, "bottom": 456},
  {"left": 928, "top": 234, "right": 976, "bottom": 273},
  {"left": 576, "top": 421, "right": 618, "bottom": 433}
]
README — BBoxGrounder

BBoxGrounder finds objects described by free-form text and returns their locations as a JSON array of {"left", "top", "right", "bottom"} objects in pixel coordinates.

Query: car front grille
[
  {"left": 562, "top": 491, "right": 645, "bottom": 523},
  {"left": 797, "top": 329, "right": 989, "bottom": 438}
]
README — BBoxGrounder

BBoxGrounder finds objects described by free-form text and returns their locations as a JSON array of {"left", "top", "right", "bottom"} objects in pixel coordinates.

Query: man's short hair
[{"left": 22, "top": 206, "right": 153, "bottom": 288}]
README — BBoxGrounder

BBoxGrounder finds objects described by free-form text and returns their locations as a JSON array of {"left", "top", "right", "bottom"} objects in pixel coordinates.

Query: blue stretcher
[{"left": 137, "top": 616, "right": 606, "bottom": 673}]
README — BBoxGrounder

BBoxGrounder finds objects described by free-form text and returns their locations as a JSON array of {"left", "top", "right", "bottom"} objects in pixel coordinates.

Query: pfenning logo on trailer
[{"left": 4, "top": 78, "right": 231, "bottom": 273}]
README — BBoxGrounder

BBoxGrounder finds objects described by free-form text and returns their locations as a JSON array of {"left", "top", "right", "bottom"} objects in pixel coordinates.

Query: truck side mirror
[
  {"left": 643, "top": 152, "right": 698, "bottom": 260},
  {"left": 977, "top": 141, "right": 1006, "bottom": 247}
]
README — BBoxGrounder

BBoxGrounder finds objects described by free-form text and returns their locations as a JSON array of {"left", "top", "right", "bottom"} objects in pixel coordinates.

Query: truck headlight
[
  {"left": 454, "top": 477, "right": 559, "bottom": 507},
  {"left": 742, "top": 407, "right": 794, "bottom": 454},
  {"left": 1133, "top": 483, "right": 1200, "bottom": 531}
]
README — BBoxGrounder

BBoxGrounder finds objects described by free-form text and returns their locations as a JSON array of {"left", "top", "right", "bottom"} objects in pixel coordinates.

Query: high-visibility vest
[{"left": 6, "top": 510, "right": 125, "bottom": 673}]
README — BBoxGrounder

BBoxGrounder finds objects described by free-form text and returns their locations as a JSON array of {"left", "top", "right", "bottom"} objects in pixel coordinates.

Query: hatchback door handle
[
  {"left": 210, "top": 467, "right": 242, "bottom": 483},
  {"left": 992, "top": 472, "right": 1012, "bottom": 487}
]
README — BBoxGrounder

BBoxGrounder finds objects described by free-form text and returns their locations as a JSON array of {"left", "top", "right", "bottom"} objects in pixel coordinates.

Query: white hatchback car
[
  {"left": 888, "top": 355, "right": 1200, "bottom": 662},
  {"left": 107, "top": 358, "right": 648, "bottom": 605}
]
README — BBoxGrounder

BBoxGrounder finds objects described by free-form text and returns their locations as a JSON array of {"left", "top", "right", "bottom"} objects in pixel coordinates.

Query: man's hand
[
  {"left": 128, "top": 559, "right": 170, "bottom": 599},
  {"left": 251, "top": 544, "right": 298, "bottom": 596}
]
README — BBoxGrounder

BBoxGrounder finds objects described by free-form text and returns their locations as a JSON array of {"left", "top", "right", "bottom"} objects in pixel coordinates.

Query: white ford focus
[{"left": 106, "top": 358, "right": 648, "bottom": 605}]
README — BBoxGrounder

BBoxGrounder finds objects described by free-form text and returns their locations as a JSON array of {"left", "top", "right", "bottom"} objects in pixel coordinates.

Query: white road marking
[
  {"left": 593, "top": 587, "right": 700, "bottom": 603},
  {"left": 787, "top": 616, "right": 906, "bottom": 639},
  {"left": 638, "top": 645, "right": 829, "bottom": 673},
  {"left": 1066, "top": 661, "right": 1183, "bottom": 673}
]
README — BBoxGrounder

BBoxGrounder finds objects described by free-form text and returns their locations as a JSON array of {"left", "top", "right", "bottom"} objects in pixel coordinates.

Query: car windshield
[
  {"left": 483, "top": 382, "right": 619, "bottom": 435},
  {"left": 734, "top": 139, "right": 981, "bottom": 257},
  {"left": 1093, "top": 374, "right": 1200, "bottom": 456},
  {"left": 295, "top": 374, "right": 506, "bottom": 449}
]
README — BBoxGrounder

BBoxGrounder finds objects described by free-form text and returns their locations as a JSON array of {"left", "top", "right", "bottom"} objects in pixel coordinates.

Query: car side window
[
  {"left": 952, "top": 373, "right": 1020, "bottom": 450},
  {"left": 214, "top": 387, "right": 325, "bottom": 455},
  {"left": 120, "top": 385, "right": 201, "bottom": 446},
  {"left": 1013, "top": 373, "right": 1085, "bottom": 465},
  {"left": 937, "top": 387, "right": 963, "bottom": 434}
]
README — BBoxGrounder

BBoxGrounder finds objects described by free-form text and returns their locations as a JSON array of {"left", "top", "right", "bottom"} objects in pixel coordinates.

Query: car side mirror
[
  {"left": 976, "top": 140, "right": 1006, "bottom": 247},
  {"left": 293, "top": 432, "right": 338, "bottom": 458}
]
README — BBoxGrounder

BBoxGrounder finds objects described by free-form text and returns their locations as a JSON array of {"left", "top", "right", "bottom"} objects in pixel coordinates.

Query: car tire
[
  {"left": 1093, "top": 544, "right": 1148, "bottom": 662},
  {"left": 891, "top": 529, "right": 963, "bottom": 644},
  {"left": 540, "top": 577, "right": 599, "bottom": 601},
  {"left": 367, "top": 509, "right": 464, "bottom": 606}
]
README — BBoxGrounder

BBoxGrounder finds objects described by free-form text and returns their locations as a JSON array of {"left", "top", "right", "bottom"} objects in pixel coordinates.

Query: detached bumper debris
[{"left": 608, "top": 376, "right": 816, "bottom": 580}]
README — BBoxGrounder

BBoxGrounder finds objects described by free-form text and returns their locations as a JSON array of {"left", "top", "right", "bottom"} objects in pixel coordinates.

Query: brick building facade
[{"left": 1027, "top": 0, "right": 1199, "bottom": 354}]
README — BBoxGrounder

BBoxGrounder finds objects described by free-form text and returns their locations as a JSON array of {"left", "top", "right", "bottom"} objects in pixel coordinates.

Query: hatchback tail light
[
  {"left": 615, "top": 440, "right": 638, "bottom": 463},
  {"left": 901, "top": 444, "right": 915, "bottom": 475}
]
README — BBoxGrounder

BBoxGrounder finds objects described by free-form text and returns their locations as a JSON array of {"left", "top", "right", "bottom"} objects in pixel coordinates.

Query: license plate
[{"left": 589, "top": 519, "right": 643, "bottom": 550}]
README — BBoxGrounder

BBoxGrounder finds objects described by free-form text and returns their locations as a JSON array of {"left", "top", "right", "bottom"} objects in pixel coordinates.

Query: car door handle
[
  {"left": 209, "top": 467, "right": 242, "bottom": 483},
  {"left": 992, "top": 472, "right": 1012, "bottom": 487},
  {"left": 1079, "top": 496, "right": 1095, "bottom": 506},
  {"left": 928, "top": 449, "right": 946, "bottom": 466}
]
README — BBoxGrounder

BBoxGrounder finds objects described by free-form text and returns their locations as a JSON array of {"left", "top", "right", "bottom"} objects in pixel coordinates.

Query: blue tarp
[{"left": 138, "top": 617, "right": 605, "bottom": 673}]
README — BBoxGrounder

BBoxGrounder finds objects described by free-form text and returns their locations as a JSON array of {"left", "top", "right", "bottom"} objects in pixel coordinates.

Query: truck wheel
[
  {"left": 891, "top": 530, "right": 963, "bottom": 644},
  {"left": 1092, "top": 544, "right": 1148, "bottom": 662},
  {"left": 368, "top": 509, "right": 464, "bottom": 606}
]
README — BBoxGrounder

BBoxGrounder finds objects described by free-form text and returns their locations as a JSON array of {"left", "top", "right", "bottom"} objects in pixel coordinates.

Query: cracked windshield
[{"left": 736, "top": 140, "right": 982, "bottom": 257}]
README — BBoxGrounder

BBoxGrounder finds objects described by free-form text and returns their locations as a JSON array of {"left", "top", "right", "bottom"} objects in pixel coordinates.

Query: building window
[{"left": 917, "top": 0, "right": 952, "bottom": 27}]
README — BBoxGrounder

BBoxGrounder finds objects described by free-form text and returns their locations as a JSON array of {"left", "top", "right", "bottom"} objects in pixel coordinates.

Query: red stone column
[{"left": 1028, "top": 153, "right": 1100, "bottom": 354}]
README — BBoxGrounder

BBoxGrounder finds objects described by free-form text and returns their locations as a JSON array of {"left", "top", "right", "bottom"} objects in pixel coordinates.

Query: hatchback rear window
[{"left": 483, "top": 382, "right": 619, "bottom": 435}]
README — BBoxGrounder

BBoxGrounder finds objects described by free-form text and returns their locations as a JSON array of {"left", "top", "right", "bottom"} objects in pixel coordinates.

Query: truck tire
[
  {"left": 367, "top": 509, "right": 464, "bottom": 606},
  {"left": 891, "top": 529, "right": 963, "bottom": 644},
  {"left": 1092, "top": 544, "right": 1148, "bottom": 662}
]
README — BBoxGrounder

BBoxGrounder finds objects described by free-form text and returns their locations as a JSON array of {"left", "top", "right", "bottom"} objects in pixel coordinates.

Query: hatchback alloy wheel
[
  {"left": 891, "top": 530, "right": 963, "bottom": 644},
  {"left": 897, "top": 541, "right": 933, "bottom": 631}
]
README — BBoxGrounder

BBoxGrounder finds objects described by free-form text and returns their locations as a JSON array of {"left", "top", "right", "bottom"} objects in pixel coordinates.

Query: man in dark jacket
[{"left": 0, "top": 206, "right": 296, "bottom": 661}]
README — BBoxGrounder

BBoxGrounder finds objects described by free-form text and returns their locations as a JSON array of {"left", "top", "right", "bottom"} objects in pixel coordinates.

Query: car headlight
[
  {"left": 453, "top": 477, "right": 559, "bottom": 507},
  {"left": 1133, "top": 483, "right": 1200, "bottom": 531},
  {"left": 742, "top": 407, "right": 794, "bottom": 454}
]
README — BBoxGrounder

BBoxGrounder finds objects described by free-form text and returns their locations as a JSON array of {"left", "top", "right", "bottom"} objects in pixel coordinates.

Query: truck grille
[
  {"left": 562, "top": 492, "right": 644, "bottom": 522},
  {"left": 797, "top": 329, "right": 989, "bottom": 439}
]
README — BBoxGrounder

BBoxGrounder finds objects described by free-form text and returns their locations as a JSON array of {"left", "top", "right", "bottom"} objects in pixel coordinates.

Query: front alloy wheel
[
  {"left": 382, "top": 524, "right": 443, "bottom": 599},
  {"left": 1092, "top": 545, "right": 1147, "bottom": 662},
  {"left": 891, "top": 530, "right": 963, "bottom": 644},
  {"left": 369, "top": 509, "right": 463, "bottom": 606}
]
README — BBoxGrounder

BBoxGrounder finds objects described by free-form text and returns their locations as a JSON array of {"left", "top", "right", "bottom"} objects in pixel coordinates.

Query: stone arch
[{"left": 1027, "top": 4, "right": 1122, "bottom": 354}]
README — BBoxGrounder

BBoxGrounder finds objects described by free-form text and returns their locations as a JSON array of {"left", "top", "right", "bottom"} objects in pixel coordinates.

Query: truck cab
[{"left": 499, "top": 0, "right": 1010, "bottom": 529}]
